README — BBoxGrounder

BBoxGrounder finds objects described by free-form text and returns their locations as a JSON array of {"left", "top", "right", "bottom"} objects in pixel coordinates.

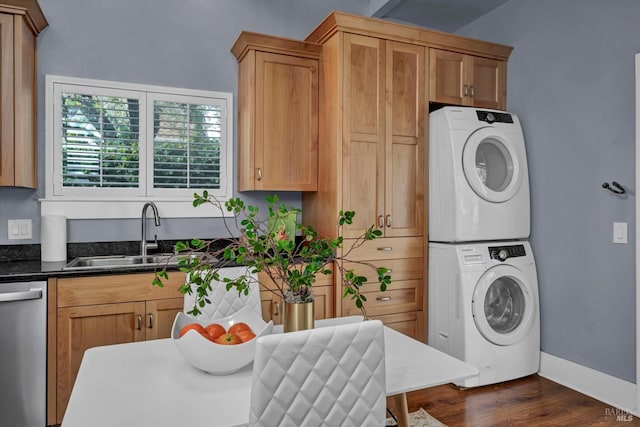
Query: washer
[
  {"left": 429, "top": 106, "right": 530, "bottom": 242},
  {"left": 428, "top": 240, "right": 540, "bottom": 387}
]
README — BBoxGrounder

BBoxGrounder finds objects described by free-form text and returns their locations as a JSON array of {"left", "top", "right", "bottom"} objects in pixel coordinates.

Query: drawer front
[
  {"left": 370, "top": 311, "right": 425, "bottom": 342},
  {"left": 341, "top": 279, "right": 423, "bottom": 317},
  {"left": 342, "top": 237, "right": 423, "bottom": 261},
  {"left": 342, "top": 258, "right": 423, "bottom": 283},
  {"left": 57, "top": 272, "right": 186, "bottom": 307}
]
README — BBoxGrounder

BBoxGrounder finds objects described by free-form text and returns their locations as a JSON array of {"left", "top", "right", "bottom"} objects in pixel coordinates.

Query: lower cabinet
[
  {"left": 49, "top": 272, "right": 185, "bottom": 425},
  {"left": 339, "top": 237, "right": 426, "bottom": 342}
]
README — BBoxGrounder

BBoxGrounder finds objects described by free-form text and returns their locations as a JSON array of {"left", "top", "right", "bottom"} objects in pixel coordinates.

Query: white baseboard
[{"left": 539, "top": 351, "right": 638, "bottom": 416}]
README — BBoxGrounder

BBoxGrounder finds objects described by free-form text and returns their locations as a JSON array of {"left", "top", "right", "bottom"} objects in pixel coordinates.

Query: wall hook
[{"left": 602, "top": 181, "right": 626, "bottom": 195}]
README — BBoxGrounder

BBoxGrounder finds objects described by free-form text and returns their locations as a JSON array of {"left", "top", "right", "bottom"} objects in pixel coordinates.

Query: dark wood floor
[{"left": 388, "top": 375, "right": 639, "bottom": 426}]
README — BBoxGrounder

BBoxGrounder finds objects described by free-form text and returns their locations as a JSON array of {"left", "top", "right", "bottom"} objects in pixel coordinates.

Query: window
[{"left": 43, "top": 76, "right": 233, "bottom": 219}]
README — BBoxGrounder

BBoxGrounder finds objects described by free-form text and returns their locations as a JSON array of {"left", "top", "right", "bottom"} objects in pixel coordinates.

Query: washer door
[
  {"left": 471, "top": 264, "right": 536, "bottom": 346},
  {"left": 462, "top": 127, "right": 523, "bottom": 203}
]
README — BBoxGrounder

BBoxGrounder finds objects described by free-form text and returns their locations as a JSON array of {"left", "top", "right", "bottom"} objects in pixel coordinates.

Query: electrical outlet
[
  {"left": 613, "top": 222, "right": 627, "bottom": 244},
  {"left": 8, "top": 219, "right": 32, "bottom": 240}
]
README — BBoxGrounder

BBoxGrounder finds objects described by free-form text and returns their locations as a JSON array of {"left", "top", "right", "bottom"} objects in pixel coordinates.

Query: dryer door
[
  {"left": 471, "top": 264, "right": 536, "bottom": 346},
  {"left": 462, "top": 127, "right": 524, "bottom": 203}
]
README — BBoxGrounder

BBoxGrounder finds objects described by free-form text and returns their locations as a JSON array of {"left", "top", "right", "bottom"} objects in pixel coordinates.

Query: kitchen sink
[{"left": 62, "top": 253, "right": 211, "bottom": 271}]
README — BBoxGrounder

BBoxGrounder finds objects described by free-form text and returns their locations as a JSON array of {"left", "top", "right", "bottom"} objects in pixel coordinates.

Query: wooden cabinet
[
  {"left": 258, "top": 265, "right": 334, "bottom": 324},
  {"left": 50, "top": 272, "right": 185, "bottom": 424},
  {"left": 0, "top": 1, "right": 46, "bottom": 187},
  {"left": 429, "top": 48, "right": 507, "bottom": 110},
  {"left": 231, "top": 32, "right": 321, "bottom": 192},
  {"left": 339, "top": 34, "right": 426, "bottom": 239}
]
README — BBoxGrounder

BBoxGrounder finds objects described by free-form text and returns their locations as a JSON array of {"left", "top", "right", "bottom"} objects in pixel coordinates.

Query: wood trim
[
  {"left": 0, "top": 0, "right": 47, "bottom": 34},
  {"left": 0, "top": 12, "right": 14, "bottom": 186},
  {"left": 231, "top": 31, "right": 321, "bottom": 61},
  {"left": 46, "top": 277, "right": 58, "bottom": 426},
  {"left": 306, "top": 11, "right": 512, "bottom": 61}
]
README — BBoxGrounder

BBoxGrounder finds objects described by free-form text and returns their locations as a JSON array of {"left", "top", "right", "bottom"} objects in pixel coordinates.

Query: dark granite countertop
[{"left": 0, "top": 239, "right": 232, "bottom": 283}]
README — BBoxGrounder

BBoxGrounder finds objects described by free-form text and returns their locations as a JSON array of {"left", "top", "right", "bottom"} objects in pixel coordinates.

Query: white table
[{"left": 62, "top": 317, "right": 477, "bottom": 427}]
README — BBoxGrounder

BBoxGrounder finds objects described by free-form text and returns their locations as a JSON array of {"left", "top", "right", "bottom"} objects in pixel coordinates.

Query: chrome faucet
[{"left": 141, "top": 202, "right": 161, "bottom": 256}]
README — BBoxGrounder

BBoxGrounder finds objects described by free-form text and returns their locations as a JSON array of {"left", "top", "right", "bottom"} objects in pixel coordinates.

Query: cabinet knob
[
  {"left": 147, "top": 313, "right": 154, "bottom": 329},
  {"left": 257, "top": 168, "right": 262, "bottom": 181}
]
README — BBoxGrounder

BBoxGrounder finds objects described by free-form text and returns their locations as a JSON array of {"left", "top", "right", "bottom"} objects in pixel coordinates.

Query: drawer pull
[
  {"left": 377, "top": 247, "right": 392, "bottom": 251},
  {"left": 376, "top": 296, "right": 392, "bottom": 302},
  {"left": 136, "top": 315, "right": 142, "bottom": 330},
  {"left": 386, "top": 268, "right": 393, "bottom": 273}
]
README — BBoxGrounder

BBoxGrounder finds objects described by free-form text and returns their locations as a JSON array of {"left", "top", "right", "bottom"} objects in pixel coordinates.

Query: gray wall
[
  {"left": 0, "top": 0, "right": 369, "bottom": 244},
  {"left": 458, "top": 0, "right": 637, "bottom": 382}
]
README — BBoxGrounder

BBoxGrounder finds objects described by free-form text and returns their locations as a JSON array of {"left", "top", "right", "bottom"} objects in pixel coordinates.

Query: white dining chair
[
  {"left": 183, "top": 266, "right": 262, "bottom": 321},
  {"left": 249, "top": 319, "right": 386, "bottom": 427}
]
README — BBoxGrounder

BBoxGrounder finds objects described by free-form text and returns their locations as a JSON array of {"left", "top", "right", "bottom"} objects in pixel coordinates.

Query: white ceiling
[{"left": 371, "top": 0, "right": 508, "bottom": 33}]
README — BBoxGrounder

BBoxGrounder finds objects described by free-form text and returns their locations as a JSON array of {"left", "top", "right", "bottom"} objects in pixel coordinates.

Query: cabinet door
[
  {"left": 468, "top": 55, "right": 506, "bottom": 110},
  {"left": 384, "top": 41, "right": 425, "bottom": 237},
  {"left": 311, "top": 285, "right": 334, "bottom": 320},
  {"left": 253, "top": 51, "right": 318, "bottom": 191},
  {"left": 145, "top": 298, "right": 183, "bottom": 340},
  {"left": 342, "top": 33, "right": 385, "bottom": 238},
  {"left": 57, "top": 302, "right": 145, "bottom": 423},
  {"left": 260, "top": 290, "right": 283, "bottom": 325},
  {"left": 0, "top": 13, "right": 14, "bottom": 186},
  {"left": 429, "top": 48, "right": 466, "bottom": 105}
]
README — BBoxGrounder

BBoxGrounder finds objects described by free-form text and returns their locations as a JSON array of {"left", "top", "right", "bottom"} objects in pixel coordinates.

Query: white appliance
[
  {"left": 428, "top": 241, "right": 540, "bottom": 387},
  {"left": 429, "top": 107, "right": 530, "bottom": 242}
]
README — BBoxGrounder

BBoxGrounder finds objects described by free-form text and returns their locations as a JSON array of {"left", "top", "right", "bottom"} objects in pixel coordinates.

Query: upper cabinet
[
  {"left": 429, "top": 48, "right": 507, "bottom": 110},
  {"left": 0, "top": 0, "right": 47, "bottom": 188},
  {"left": 231, "top": 32, "right": 321, "bottom": 192}
]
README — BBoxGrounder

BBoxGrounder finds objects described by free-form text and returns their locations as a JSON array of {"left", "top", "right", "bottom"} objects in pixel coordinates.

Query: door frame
[{"left": 634, "top": 53, "right": 640, "bottom": 411}]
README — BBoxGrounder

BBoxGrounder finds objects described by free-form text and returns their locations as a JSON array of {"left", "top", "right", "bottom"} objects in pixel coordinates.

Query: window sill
[{"left": 39, "top": 199, "right": 233, "bottom": 219}]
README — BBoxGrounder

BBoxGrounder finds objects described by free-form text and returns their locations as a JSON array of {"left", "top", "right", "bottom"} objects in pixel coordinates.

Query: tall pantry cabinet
[{"left": 302, "top": 13, "right": 427, "bottom": 341}]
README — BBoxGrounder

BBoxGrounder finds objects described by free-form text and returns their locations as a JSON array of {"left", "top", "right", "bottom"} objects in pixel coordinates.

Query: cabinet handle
[
  {"left": 470, "top": 85, "right": 475, "bottom": 97},
  {"left": 274, "top": 301, "right": 280, "bottom": 316},
  {"left": 463, "top": 84, "right": 469, "bottom": 97},
  {"left": 148, "top": 313, "right": 154, "bottom": 329},
  {"left": 386, "top": 268, "right": 393, "bottom": 273},
  {"left": 136, "top": 315, "right": 142, "bottom": 330},
  {"left": 257, "top": 168, "right": 262, "bottom": 181},
  {"left": 376, "top": 296, "right": 392, "bottom": 302},
  {"left": 386, "top": 214, "right": 392, "bottom": 228},
  {"left": 378, "top": 215, "right": 384, "bottom": 228},
  {"left": 377, "top": 247, "right": 392, "bottom": 251}
]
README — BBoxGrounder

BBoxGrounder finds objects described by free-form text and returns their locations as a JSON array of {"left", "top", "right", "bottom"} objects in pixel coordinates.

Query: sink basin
[{"left": 62, "top": 253, "right": 211, "bottom": 271}]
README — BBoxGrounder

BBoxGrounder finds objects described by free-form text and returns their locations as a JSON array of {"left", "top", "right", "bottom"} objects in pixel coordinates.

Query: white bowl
[{"left": 171, "top": 306, "right": 273, "bottom": 375}]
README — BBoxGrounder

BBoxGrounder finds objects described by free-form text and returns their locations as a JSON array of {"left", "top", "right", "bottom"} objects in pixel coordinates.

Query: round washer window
[
  {"left": 475, "top": 138, "right": 514, "bottom": 193},
  {"left": 484, "top": 276, "right": 525, "bottom": 334}
]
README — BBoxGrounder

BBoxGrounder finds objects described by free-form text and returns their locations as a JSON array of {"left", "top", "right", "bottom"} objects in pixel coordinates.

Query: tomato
[
  {"left": 205, "top": 323, "right": 226, "bottom": 340},
  {"left": 237, "top": 330, "right": 256, "bottom": 343},
  {"left": 228, "top": 322, "right": 252, "bottom": 335},
  {"left": 214, "top": 333, "right": 242, "bottom": 345}
]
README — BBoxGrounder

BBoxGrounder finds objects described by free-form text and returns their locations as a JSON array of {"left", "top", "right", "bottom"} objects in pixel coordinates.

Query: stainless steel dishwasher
[{"left": 0, "top": 281, "right": 47, "bottom": 427}]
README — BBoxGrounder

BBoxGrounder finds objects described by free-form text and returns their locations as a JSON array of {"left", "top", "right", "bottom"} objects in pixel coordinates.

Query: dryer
[
  {"left": 428, "top": 241, "right": 540, "bottom": 387},
  {"left": 429, "top": 107, "right": 530, "bottom": 242}
]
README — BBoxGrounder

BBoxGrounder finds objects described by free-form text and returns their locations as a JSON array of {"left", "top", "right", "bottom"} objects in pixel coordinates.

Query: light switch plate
[
  {"left": 613, "top": 222, "right": 627, "bottom": 244},
  {"left": 8, "top": 219, "right": 32, "bottom": 240}
]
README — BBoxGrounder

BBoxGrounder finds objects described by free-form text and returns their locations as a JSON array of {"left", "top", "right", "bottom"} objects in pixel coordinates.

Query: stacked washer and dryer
[{"left": 427, "top": 107, "right": 540, "bottom": 388}]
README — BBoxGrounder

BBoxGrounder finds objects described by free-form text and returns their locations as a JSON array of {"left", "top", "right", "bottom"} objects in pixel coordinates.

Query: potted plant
[{"left": 152, "top": 192, "right": 390, "bottom": 331}]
